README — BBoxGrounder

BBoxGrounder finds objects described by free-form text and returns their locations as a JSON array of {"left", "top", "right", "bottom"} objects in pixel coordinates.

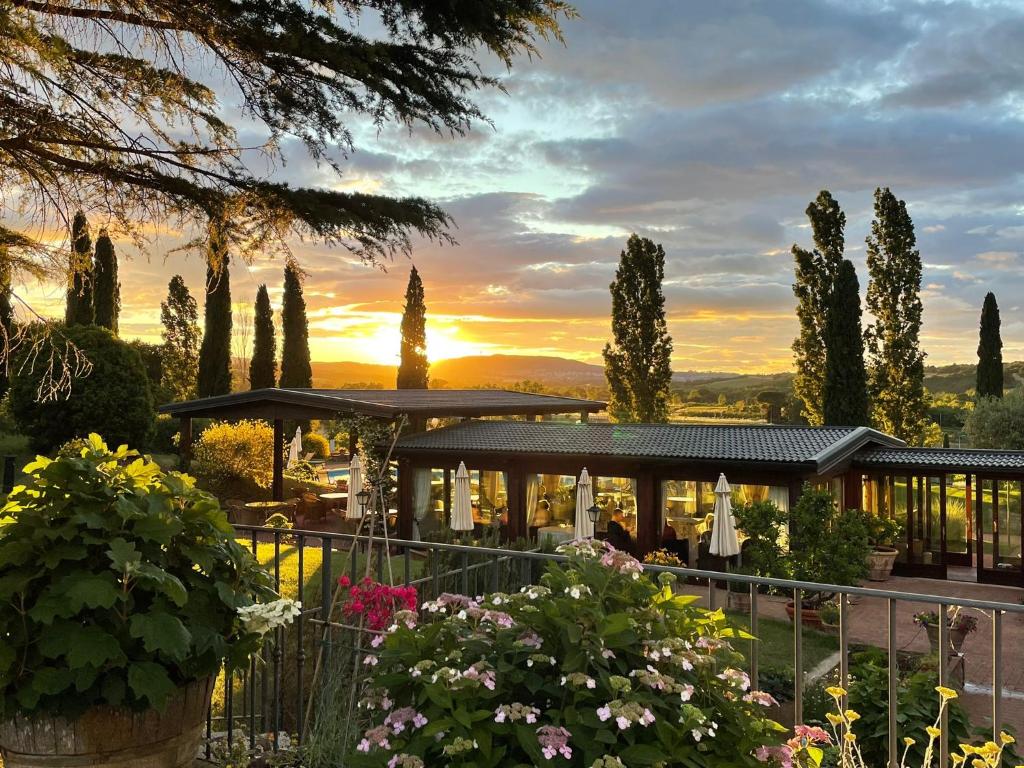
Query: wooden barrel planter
[{"left": 0, "top": 677, "right": 213, "bottom": 768}]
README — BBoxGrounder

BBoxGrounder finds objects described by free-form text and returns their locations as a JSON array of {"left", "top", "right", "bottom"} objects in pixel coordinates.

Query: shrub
[
  {"left": 732, "top": 500, "right": 791, "bottom": 580},
  {"left": 789, "top": 488, "right": 870, "bottom": 606},
  {"left": 192, "top": 420, "right": 274, "bottom": 497},
  {"left": 152, "top": 413, "right": 181, "bottom": 454},
  {"left": 965, "top": 390, "right": 1024, "bottom": 450},
  {"left": 0, "top": 435, "right": 289, "bottom": 719},
  {"left": 9, "top": 324, "right": 155, "bottom": 452},
  {"left": 352, "top": 539, "right": 787, "bottom": 767},
  {"left": 302, "top": 432, "right": 330, "bottom": 459}
]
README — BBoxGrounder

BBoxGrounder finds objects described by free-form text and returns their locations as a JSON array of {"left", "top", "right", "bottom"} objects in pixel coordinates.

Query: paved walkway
[{"left": 685, "top": 576, "right": 1024, "bottom": 733}]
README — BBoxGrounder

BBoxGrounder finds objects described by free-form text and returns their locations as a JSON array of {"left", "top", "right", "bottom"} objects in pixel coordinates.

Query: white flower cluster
[{"left": 237, "top": 598, "right": 301, "bottom": 636}]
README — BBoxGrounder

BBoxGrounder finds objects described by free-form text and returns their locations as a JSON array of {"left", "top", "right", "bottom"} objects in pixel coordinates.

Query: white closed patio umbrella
[
  {"left": 286, "top": 426, "right": 302, "bottom": 469},
  {"left": 450, "top": 461, "right": 474, "bottom": 531},
  {"left": 574, "top": 467, "right": 595, "bottom": 539},
  {"left": 709, "top": 473, "right": 741, "bottom": 558},
  {"left": 345, "top": 453, "right": 364, "bottom": 520}
]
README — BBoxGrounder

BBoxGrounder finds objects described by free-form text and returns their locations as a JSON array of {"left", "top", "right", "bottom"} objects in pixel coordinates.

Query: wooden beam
[
  {"left": 636, "top": 470, "right": 658, "bottom": 556},
  {"left": 397, "top": 458, "right": 414, "bottom": 540},
  {"left": 579, "top": 410, "right": 589, "bottom": 424},
  {"left": 843, "top": 470, "right": 861, "bottom": 510},
  {"left": 507, "top": 465, "right": 525, "bottom": 542},
  {"left": 272, "top": 419, "right": 284, "bottom": 502}
]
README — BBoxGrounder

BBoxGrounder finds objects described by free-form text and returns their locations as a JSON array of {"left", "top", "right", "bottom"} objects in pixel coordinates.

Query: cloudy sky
[{"left": 23, "top": 0, "right": 1024, "bottom": 372}]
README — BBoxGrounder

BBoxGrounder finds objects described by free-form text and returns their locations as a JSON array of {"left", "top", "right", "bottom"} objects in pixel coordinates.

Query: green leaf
[
  {"left": 0, "top": 640, "right": 15, "bottom": 674},
  {"left": 807, "top": 746, "right": 824, "bottom": 766},
  {"left": 132, "top": 514, "right": 181, "bottom": 544},
  {"left": 101, "top": 673, "right": 126, "bottom": 706},
  {"left": 31, "top": 667, "right": 74, "bottom": 695},
  {"left": 133, "top": 563, "right": 187, "bottom": 607},
  {"left": 65, "top": 626, "right": 125, "bottom": 669},
  {"left": 60, "top": 573, "right": 121, "bottom": 612},
  {"left": 107, "top": 537, "right": 141, "bottom": 571},
  {"left": 620, "top": 744, "right": 668, "bottom": 765},
  {"left": 130, "top": 612, "right": 192, "bottom": 660},
  {"left": 40, "top": 542, "right": 89, "bottom": 568},
  {"left": 127, "top": 662, "right": 176, "bottom": 709}
]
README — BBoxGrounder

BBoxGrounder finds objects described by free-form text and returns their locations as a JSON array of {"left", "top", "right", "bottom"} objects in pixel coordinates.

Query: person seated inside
[
  {"left": 661, "top": 522, "right": 690, "bottom": 565},
  {"left": 605, "top": 520, "right": 635, "bottom": 555}
]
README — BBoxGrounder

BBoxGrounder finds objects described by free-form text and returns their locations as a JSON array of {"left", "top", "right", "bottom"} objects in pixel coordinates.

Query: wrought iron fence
[{"left": 217, "top": 525, "right": 1024, "bottom": 768}]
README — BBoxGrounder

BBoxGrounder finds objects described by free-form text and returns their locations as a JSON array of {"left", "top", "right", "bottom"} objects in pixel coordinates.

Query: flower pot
[
  {"left": 0, "top": 676, "right": 213, "bottom": 768},
  {"left": 925, "top": 623, "right": 969, "bottom": 654},
  {"left": 866, "top": 546, "right": 899, "bottom": 581},
  {"left": 784, "top": 600, "right": 824, "bottom": 630}
]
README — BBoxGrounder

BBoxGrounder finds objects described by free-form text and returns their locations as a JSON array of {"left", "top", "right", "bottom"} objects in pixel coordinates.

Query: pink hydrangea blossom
[{"left": 536, "top": 725, "right": 572, "bottom": 760}]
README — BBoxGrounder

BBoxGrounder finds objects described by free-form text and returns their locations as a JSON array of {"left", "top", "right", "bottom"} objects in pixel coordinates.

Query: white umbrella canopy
[
  {"left": 346, "top": 453, "right": 364, "bottom": 520},
  {"left": 574, "top": 467, "right": 595, "bottom": 539},
  {"left": 286, "top": 426, "right": 302, "bottom": 469},
  {"left": 710, "top": 473, "right": 741, "bottom": 558},
  {"left": 450, "top": 461, "right": 474, "bottom": 531}
]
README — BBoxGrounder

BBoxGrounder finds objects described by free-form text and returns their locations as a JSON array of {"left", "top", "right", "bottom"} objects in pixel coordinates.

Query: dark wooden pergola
[{"left": 158, "top": 388, "right": 606, "bottom": 500}]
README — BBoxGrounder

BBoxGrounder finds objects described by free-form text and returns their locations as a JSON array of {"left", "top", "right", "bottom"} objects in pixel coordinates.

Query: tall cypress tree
[
  {"left": 0, "top": 252, "right": 13, "bottom": 400},
  {"left": 976, "top": 292, "right": 1003, "bottom": 399},
  {"left": 65, "top": 210, "right": 94, "bottom": 326},
  {"left": 279, "top": 260, "right": 312, "bottom": 388},
  {"left": 823, "top": 259, "right": 870, "bottom": 426},
  {"left": 92, "top": 228, "right": 120, "bottom": 334},
  {"left": 249, "top": 284, "right": 277, "bottom": 389},
  {"left": 160, "top": 275, "right": 201, "bottom": 402},
  {"left": 196, "top": 219, "right": 233, "bottom": 397},
  {"left": 865, "top": 187, "right": 928, "bottom": 444},
  {"left": 397, "top": 266, "right": 429, "bottom": 389},
  {"left": 791, "top": 191, "right": 845, "bottom": 426},
  {"left": 602, "top": 234, "right": 673, "bottom": 423}
]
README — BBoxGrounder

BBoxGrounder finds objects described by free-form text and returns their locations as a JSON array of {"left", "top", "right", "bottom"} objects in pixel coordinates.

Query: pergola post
[
  {"left": 636, "top": 470, "right": 658, "bottom": 555},
  {"left": 272, "top": 418, "right": 284, "bottom": 502},
  {"left": 506, "top": 465, "right": 525, "bottom": 542},
  {"left": 178, "top": 416, "right": 193, "bottom": 471},
  {"left": 397, "top": 457, "right": 414, "bottom": 540},
  {"left": 579, "top": 410, "right": 589, "bottom": 423},
  {"left": 348, "top": 427, "right": 359, "bottom": 459}
]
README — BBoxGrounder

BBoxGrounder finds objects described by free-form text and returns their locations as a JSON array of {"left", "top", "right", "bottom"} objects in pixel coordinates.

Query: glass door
[
  {"left": 976, "top": 477, "right": 1024, "bottom": 585},
  {"left": 943, "top": 474, "right": 972, "bottom": 567}
]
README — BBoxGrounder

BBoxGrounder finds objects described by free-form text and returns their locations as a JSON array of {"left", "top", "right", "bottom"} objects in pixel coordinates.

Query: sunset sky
[{"left": 20, "top": 0, "right": 1024, "bottom": 373}]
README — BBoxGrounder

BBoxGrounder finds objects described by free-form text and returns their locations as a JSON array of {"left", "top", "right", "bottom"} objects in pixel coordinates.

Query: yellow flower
[
  {"left": 972, "top": 759, "right": 987, "bottom": 768},
  {"left": 951, "top": 755, "right": 965, "bottom": 766},
  {"left": 962, "top": 746, "right": 979, "bottom": 755},
  {"left": 927, "top": 726, "right": 942, "bottom": 738},
  {"left": 826, "top": 686, "right": 848, "bottom": 698},
  {"left": 904, "top": 737, "right": 916, "bottom": 747},
  {"left": 826, "top": 713, "right": 843, "bottom": 726},
  {"left": 1000, "top": 732, "right": 1015, "bottom": 746},
  {"left": 936, "top": 685, "right": 959, "bottom": 701},
  {"left": 844, "top": 733, "right": 857, "bottom": 743},
  {"left": 980, "top": 743, "right": 1000, "bottom": 757},
  {"left": 843, "top": 709, "right": 860, "bottom": 722}
]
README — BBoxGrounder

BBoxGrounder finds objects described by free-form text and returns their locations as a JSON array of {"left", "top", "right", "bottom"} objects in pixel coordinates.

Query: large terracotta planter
[
  {"left": 0, "top": 676, "right": 213, "bottom": 768},
  {"left": 785, "top": 600, "right": 824, "bottom": 630},
  {"left": 866, "top": 547, "right": 899, "bottom": 581}
]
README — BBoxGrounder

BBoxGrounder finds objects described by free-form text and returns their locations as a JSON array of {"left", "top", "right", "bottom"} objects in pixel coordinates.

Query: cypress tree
[
  {"left": 279, "top": 260, "right": 312, "bottom": 388},
  {"left": 823, "top": 259, "right": 870, "bottom": 426},
  {"left": 196, "top": 220, "right": 233, "bottom": 397},
  {"left": 976, "top": 292, "right": 1003, "bottom": 399},
  {"left": 865, "top": 187, "right": 928, "bottom": 444},
  {"left": 602, "top": 234, "right": 673, "bottom": 423},
  {"left": 791, "top": 191, "right": 845, "bottom": 426},
  {"left": 65, "top": 211, "right": 94, "bottom": 326},
  {"left": 0, "top": 252, "right": 13, "bottom": 400},
  {"left": 397, "top": 266, "right": 429, "bottom": 389},
  {"left": 160, "top": 275, "right": 201, "bottom": 402},
  {"left": 249, "top": 284, "right": 277, "bottom": 389},
  {"left": 92, "top": 228, "right": 120, "bottom": 334}
]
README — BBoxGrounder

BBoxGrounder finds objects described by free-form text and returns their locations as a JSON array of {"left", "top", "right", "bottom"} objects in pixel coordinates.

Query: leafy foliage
[
  {"left": 788, "top": 488, "right": 870, "bottom": 605},
  {"left": 822, "top": 259, "right": 869, "bottom": 427},
  {"left": 192, "top": 420, "right": 275, "bottom": 496},
  {"left": 0, "top": 436, "right": 274, "bottom": 718},
  {"left": 65, "top": 211, "right": 94, "bottom": 326},
  {"left": 732, "top": 500, "right": 791, "bottom": 580},
  {"left": 397, "top": 266, "right": 429, "bottom": 390},
  {"left": 9, "top": 324, "right": 154, "bottom": 452},
  {"left": 353, "top": 540, "right": 786, "bottom": 767},
  {"left": 865, "top": 188, "right": 929, "bottom": 445},
  {"left": 302, "top": 431, "right": 330, "bottom": 459},
  {"left": 250, "top": 284, "right": 277, "bottom": 390},
  {"left": 160, "top": 275, "right": 201, "bottom": 402},
  {"left": 197, "top": 223, "right": 233, "bottom": 397},
  {"left": 976, "top": 292, "right": 1003, "bottom": 399},
  {"left": 965, "top": 389, "right": 1024, "bottom": 450},
  {"left": 791, "top": 191, "right": 845, "bottom": 426},
  {"left": 280, "top": 261, "right": 312, "bottom": 389},
  {"left": 93, "top": 230, "right": 120, "bottom": 334},
  {"left": 603, "top": 234, "right": 673, "bottom": 423}
]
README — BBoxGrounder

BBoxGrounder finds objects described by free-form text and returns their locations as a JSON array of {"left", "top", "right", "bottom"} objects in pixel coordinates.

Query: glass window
[{"left": 594, "top": 476, "right": 638, "bottom": 537}]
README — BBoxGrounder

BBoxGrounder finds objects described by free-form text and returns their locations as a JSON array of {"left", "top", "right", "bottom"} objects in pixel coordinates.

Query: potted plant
[
  {"left": 913, "top": 608, "right": 978, "bottom": 654},
  {"left": 817, "top": 600, "right": 840, "bottom": 635},
  {"left": 785, "top": 488, "right": 871, "bottom": 627},
  {"left": 0, "top": 435, "right": 297, "bottom": 768},
  {"left": 865, "top": 516, "right": 902, "bottom": 581},
  {"left": 727, "top": 564, "right": 754, "bottom": 612}
]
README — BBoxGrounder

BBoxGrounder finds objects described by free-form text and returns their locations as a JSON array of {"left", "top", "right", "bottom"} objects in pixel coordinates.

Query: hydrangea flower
[
  {"left": 236, "top": 598, "right": 301, "bottom": 636},
  {"left": 537, "top": 725, "right": 573, "bottom": 760}
]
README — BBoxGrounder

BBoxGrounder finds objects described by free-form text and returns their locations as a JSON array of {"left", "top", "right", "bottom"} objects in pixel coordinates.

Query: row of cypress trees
[
  {"left": 245, "top": 261, "right": 313, "bottom": 391},
  {"left": 64, "top": 211, "right": 121, "bottom": 334},
  {"left": 792, "top": 188, "right": 928, "bottom": 444}
]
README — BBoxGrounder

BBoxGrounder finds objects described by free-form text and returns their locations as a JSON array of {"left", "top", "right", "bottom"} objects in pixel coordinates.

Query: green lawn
[{"left": 725, "top": 610, "right": 839, "bottom": 674}]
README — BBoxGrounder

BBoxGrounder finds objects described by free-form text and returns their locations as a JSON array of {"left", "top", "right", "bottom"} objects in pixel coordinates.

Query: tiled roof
[
  {"left": 394, "top": 421, "right": 902, "bottom": 472},
  {"left": 854, "top": 446, "right": 1024, "bottom": 472},
  {"left": 160, "top": 388, "right": 605, "bottom": 419}
]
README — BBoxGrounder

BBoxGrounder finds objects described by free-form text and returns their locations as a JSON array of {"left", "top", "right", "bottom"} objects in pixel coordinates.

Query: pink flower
[
  {"left": 755, "top": 745, "right": 794, "bottom": 768},
  {"left": 743, "top": 690, "right": 779, "bottom": 707},
  {"left": 537, "top": 726, "right": 572, "bottom": 761},
  {"left": 793, "top": 724, "right": 831, "bottom": 744},
  {"left": 615, "top": 716, "right": 630, "bottom": 730},
  {"left": 596, "top": 705, "right": 612, "bottom": 722}
]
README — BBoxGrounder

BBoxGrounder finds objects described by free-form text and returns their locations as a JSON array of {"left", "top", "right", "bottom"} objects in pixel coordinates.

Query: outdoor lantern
[
  {"left": 587, "top": 503, "right": 601, "bottom": 525},
  {"left": 356, "top": 488, "right": 371, "bottom": 513}
]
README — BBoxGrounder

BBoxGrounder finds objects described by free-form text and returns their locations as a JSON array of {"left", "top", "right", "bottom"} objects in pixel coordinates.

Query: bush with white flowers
[{"left": 350, "top": 538, "right": 787, "bottom": 767}]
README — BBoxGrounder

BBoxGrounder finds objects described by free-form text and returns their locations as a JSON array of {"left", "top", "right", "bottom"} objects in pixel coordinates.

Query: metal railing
[{"left": 216, "top": 525, "right": 1024, "bottom": 768}]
